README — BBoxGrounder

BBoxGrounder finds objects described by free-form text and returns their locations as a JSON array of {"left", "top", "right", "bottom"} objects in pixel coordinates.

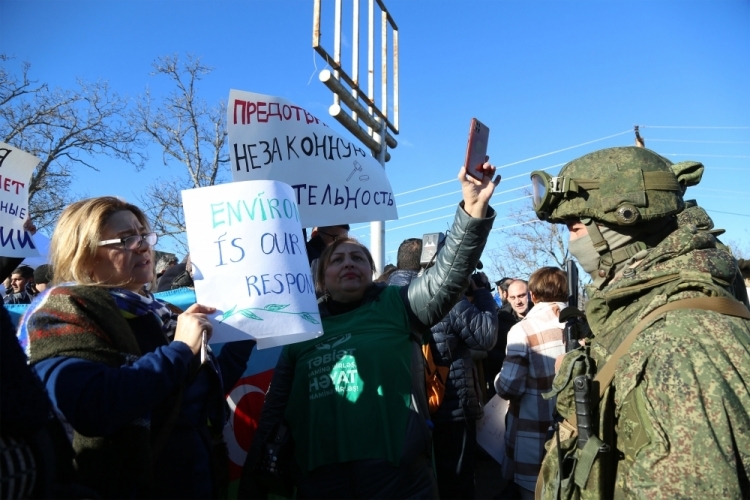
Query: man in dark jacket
[
  {"left": 484, "top": 279, "right": 533, "bottom": 400},
  {"left": 387, "top": 238, "right": 422, "bottom": 286},
  {"left": 4, "top": 265, "right": 35, "bottom": 304},
  {"left": 389, "top": 237, "right": 498, "bottom": 499},
  {"left": 432, "top": 271, "right": 498, "bottom": 499}
]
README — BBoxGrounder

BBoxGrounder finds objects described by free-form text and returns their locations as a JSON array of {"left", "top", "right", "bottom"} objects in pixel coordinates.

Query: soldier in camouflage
[{"left": 530, "top": 146, "right": 750, "bottom": 498}]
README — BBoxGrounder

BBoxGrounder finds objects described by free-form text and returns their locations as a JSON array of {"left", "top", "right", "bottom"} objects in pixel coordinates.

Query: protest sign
[
  {"left": 22, "top": 232, "right": 50, "bottom": 268},
  {"left": 227, "top": 89, "right": 399, "bottom": 227},
  {"left": 0, "top": 143, "right": 40, "bottom": 258},
  {"left": 476, "top": 394, "right": 508, "bottom": 465},
  {"left": 182, "top": 180, "right": 323, "bottom": 349}
]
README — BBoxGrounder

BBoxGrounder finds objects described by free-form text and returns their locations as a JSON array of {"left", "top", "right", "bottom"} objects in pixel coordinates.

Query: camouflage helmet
[{"left": 531, "top": 147, "right": 702, "bottom": 225}]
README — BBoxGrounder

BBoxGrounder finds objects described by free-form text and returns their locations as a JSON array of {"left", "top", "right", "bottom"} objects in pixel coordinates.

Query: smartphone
[{"left": 464, "top": 118, "right": 490, "bottom": 180}]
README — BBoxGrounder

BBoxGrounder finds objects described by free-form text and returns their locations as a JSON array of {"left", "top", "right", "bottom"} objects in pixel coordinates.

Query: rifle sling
[{"left": 568, "top": 296, "right": 750, "bottom": 428}]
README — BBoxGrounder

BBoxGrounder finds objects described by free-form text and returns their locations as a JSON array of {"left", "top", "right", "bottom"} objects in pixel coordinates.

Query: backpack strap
[
  {"left": 593, "top": 296, "right": 750, "bottom": 398},
  {"left": 569, "top": 296, "right": 750, "bottom": 427}
]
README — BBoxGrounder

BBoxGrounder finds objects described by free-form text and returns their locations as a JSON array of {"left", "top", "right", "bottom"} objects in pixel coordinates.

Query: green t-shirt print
[
  {"left": 283, "top": 286, "right": 414, "bottom": 472},
  {"left": 307, "top": 333, "right": 364, "bottom": 402}
]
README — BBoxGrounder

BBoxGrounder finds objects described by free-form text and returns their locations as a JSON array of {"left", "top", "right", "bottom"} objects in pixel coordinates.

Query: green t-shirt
[{"left": 283, "top": 286, "right": 414, "bottom": 472}]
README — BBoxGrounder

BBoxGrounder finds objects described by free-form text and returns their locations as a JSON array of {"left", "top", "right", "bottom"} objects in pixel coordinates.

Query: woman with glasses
[{"left": 20, "top": 196, "right": 254, "bottom": 499}]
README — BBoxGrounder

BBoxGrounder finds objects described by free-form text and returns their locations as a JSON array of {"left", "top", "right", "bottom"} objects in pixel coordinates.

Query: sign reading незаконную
[
  {"left": 228, "top": 89, "right": 399, "bottom": 228},
  {"left": 182, "top": 180, "right": 323, "bottom": 349},
  {"left": 0, "top": 143, "right": 40, "bottom": 259}
]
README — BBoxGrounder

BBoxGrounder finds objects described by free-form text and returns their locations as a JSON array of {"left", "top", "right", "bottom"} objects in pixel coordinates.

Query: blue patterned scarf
[{"left": 107, "top": 287, "right": 177, "bottom": 336}]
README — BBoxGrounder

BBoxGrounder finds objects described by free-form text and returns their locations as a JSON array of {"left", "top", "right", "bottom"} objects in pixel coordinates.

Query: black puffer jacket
[
  {"left": 431, "top": 288, "right": 497, "bottom": 422},
  {"left": 387, "top": 269, "right": 419, "bottom": 287}
]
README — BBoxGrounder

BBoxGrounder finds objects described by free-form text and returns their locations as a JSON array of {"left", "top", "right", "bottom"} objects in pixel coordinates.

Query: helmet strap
[
  {"left": 582, "top": 219, "right": 648, "bottom": 289},
  {"left": 583, "top": 219, "right": 614, "bottom": 289}
]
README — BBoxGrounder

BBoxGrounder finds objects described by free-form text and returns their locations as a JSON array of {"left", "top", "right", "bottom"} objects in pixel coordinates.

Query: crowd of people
[{"left": 2, "top": 146, "right": 750, "bottom": 499}]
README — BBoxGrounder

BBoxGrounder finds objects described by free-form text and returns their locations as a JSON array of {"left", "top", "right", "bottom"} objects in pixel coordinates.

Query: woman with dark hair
[{"left": 240, "top": 164, "right": 499, "bottom": 499}]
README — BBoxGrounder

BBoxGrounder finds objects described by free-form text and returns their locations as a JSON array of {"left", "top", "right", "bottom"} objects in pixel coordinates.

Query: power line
[
  {"left": 647, "top": 139, "right": 750, "bottom": 144},
  {"left": 381, "top": 212, "right": 538, "bottom": 255},
  {"left": 491, "top": 130, "right": 632, "bottom": 169},
  {"left": 356, "top": 129, "right": 748, "bottom": 242},
  {"left": 665, "top": 154, "right": 750, "bottom": 158},
  {"left": 394, "top": 130, "right": 631, "bottom": 197},
  {"left": 641, "top": 126, "right": 750, "bottom": 129},
  {"left": 705, "top": 209, "right": 750, "bottom": 218},
  {"left": 352, "top": 196, "right": 535, "bottom": 237},
  {"left": 490, "top": 219, "right": 542, "bottom": 233},
  {"left": 691, "top": 187, "right": 750, "bottom": 196},
  {"left": 686, "top": 194, "right": 749, "bottom": 200},
  {"left": 396, "top": 163, "right": 561, "bottom": 208}
]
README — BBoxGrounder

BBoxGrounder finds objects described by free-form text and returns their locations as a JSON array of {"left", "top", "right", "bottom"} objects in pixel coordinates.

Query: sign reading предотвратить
[
  {"left": 0, "top": 143, "right": 40, "bottom": 259},
  {"left": 228, "top": 89, "right": 398, "bottom": 227},
  {"left": 182, "top": 180, "right": 323, "bottom": 349}
]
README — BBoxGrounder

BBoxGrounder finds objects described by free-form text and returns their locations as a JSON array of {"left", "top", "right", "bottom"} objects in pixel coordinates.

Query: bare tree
[
  {"left": 486, "top": 204, "right": 569, "bottom": 279},
  {"left": 485, "top": 194, "right": 589, "bottom": 301},
  {"left": 0, "top": 55, "right": 145, "bottom": 230},
  {"left": 131, "top": 54, "right": 228, "bottom": 250}
]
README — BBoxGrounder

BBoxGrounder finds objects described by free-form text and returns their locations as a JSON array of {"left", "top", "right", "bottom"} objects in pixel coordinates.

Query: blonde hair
[{"left": 50, "top": 196, "right": 155, "bottom": 288}]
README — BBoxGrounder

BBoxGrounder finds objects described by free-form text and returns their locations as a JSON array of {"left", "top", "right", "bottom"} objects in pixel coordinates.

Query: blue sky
[{"left": 3, "top": 0, "right": 749, "bottom": 272}]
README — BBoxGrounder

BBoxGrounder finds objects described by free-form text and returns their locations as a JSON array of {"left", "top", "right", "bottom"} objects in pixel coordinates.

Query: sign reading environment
[
  {"left": 182, "top": 180, "right": 323, "bottom": 349},
  {"left": 0, "top": 143, "right": 40, "bottom": 258},
  {"left": 228, "top": 89, "right": 399, "bottom": 227}
]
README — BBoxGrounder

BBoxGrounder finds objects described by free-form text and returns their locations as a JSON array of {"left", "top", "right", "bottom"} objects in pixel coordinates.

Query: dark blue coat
[
  {"left": 33, "top": 306, "right": 254, "bottom": 499},
  {"left": 431, "top": 288, "right": 498, "bottom": 422}
]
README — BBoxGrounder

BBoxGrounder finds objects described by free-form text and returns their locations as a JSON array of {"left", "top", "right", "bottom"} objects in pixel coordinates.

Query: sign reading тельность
[
  {"left": 228, "top": 89, "right": 398, "bottom": 227},
  {"left": 182, "top": 180, "right": 323, "bottom": 349},
  {"left": 0, "top": 143, "right": 40, "bottom": 259}
]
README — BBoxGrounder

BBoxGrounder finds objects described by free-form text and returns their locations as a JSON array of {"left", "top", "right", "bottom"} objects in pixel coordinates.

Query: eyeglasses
[{"left": 98, "top": 232, "right": 158, "bottom": 250}]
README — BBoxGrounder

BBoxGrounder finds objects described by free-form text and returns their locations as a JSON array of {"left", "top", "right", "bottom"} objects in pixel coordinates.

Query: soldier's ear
[{"left": 671, "top": 161, "right": 704, "bottom": 194}]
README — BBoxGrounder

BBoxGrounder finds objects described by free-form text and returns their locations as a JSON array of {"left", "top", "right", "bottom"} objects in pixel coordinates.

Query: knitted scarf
[
  {"left": 23, "top": 284, "right": 169, "bottom": 498},
  {"left": 108, "top": 286, "right": 177, "bottom": 336}
]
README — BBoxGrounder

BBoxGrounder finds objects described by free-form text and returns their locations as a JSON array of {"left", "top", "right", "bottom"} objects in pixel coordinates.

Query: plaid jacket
[{"left": 494, "top": 301, "right": 566, "bottom": 491}]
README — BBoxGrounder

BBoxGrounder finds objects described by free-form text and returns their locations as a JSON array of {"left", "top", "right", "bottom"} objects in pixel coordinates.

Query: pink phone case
[{"left": 464, "top": 118, "right": 490, "bottom": 180}]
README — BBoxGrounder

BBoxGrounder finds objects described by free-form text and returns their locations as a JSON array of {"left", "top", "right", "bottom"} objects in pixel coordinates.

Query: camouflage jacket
[{"left": 556, "top": 216, "right": 750, "bottom": 498}]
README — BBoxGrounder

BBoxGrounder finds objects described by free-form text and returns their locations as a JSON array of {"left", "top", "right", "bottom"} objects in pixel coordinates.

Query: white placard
[
  {"left": 227, "top": 89, "right": 399, "bottom": 227},
  {"left": 182, "top": 180, "right": 323, "bottom": 349},
  {"left": 22, "top": 232, "right": 50, "bottom": 268},
  {"left": 476, "top": 394, "right": 509, "bottom": 465},
  {"left": 0, "top": 143, "right": 40, "bottom": 258}
]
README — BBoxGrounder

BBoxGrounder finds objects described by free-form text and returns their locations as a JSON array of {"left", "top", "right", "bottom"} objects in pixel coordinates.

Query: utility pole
[{"left": 313, "top": 0, "right": 399, "bottom": 274}]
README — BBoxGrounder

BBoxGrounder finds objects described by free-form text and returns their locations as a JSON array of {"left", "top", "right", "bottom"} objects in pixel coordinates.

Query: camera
[
  {"left": 420, "top": 232, "right": 446, "bottom": 267},
  {"left": 465, "top": 261, "right": 491, "bottom": 296}
]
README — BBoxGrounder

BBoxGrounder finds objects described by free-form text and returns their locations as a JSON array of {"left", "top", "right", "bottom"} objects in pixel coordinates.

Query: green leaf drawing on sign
[
  {"left": 240, "top": 309, "right": 263, "bottom": 321},
  {"left": 264, "top": 304, "right": 289, "bottom": 312},
  {"left": 219, "top": 304, "right": 320, "bottom": 324},
  {"left": 219, "top": 305, "right": 238, "bottom": 323},
  {"left": 300, "top": 312, "right": 320, "bottom": 325}
]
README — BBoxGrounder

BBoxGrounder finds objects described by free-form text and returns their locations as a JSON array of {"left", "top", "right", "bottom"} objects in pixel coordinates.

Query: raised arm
[{"left": 405, "top": 163, "right": 500, "bottom": 329}]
